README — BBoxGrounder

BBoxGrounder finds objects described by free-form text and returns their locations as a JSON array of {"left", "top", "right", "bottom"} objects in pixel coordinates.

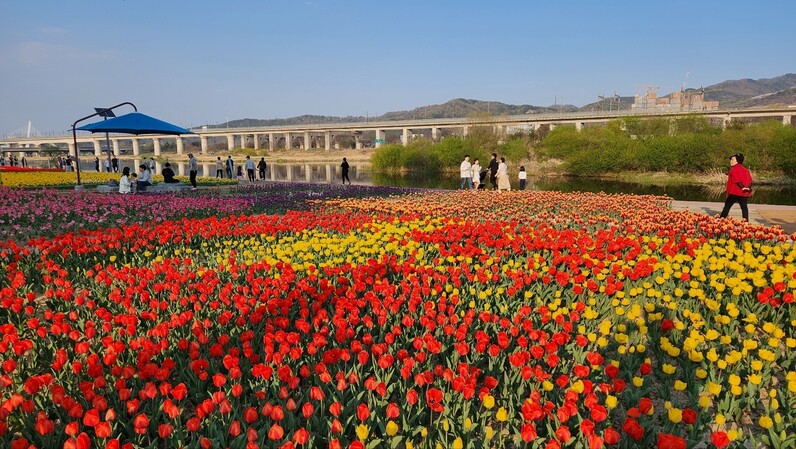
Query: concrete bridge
[{"left": 2, "top": 107, "right": 794, "bottom": 158}]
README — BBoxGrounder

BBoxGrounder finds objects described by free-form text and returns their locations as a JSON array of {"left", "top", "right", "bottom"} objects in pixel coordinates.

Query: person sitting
[
  {"left": 162, "top": 163, "right": 180, "bottom": 183},
  {"left": 137, "top": 164, "right": 153, "bottom": 190},
  {"left": 119, "top": 167, "right": 132, "bottom": 194}
]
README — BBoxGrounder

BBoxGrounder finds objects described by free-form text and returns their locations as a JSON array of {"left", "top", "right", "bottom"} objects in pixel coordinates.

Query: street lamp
[
  {"left": 71, "top": 102, "right": 137, "bottom": 188},
  {"left": 95, "top": 107, "right": 116, "bottom": 174}
]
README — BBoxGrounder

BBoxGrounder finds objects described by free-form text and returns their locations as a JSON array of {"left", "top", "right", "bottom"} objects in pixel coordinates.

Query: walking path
[{"left": 672, "top": 200, "right": 796, "bottom": 234}]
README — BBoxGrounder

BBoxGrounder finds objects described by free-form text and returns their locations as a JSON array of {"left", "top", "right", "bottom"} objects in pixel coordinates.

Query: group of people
[
  {"left": 216, "top": 155, "right": 268, "bottom": 183},
  {"left": 118, "top": 153, "right": 200, "bottom": 193},
  {"left": 460, "top": 153, "right": 527, "bottom": 192},
  {"left": 1, "top": 155, "right": 27, "bottom": 167}
]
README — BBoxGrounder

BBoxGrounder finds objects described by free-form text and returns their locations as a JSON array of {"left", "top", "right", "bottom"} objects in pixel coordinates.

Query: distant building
[{"left": 632, "top": 89, "right": 719, "bottom": 112}]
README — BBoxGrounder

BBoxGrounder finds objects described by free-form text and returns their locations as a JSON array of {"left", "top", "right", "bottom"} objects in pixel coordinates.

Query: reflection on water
[{"left": 27, "top": 159, "right": 796, "bottom": 205}]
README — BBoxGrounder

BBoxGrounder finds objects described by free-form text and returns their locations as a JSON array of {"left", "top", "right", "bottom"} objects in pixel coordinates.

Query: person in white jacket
[{"left": 119, "top": 167, "right": 132, "bottom": 194}]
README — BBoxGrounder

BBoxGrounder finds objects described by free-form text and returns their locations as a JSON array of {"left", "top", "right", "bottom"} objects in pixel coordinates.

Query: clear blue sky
[{"left": 1, "top": 0, "right": 794, "bottom": 136}]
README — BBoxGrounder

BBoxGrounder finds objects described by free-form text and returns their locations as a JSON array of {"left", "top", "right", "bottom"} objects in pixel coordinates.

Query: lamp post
[
  {"left": 72, "top": 102, "right": 137, "bottom": 188},
  {"left": 95, "top": 108, "right": 116, "bottom": 174}
]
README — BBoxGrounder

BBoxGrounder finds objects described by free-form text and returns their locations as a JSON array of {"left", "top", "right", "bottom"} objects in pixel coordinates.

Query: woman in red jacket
[{"left": 719, "top": 153, "right": 753, "bottom": 221}]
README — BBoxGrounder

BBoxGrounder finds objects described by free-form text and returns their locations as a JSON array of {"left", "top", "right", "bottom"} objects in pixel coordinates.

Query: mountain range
[{"left": 213, "top": 74, "right": 796, "bottom": 128}]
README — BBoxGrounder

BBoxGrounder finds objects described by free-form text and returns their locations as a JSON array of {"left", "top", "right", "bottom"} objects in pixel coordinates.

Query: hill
[{"left": 209, "top": 74, "right": 796, "bottom": 128}]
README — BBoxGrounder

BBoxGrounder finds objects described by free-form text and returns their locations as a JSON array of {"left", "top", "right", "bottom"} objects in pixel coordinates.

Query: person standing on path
[
  {"left": 460, "top": 155, "right": 473, "bottom": 189},
  {"left": 104, "top": 159, "right": 111, "bottom": 172},
  {"left": 111, "top": 156, "right": 119, "bottom": 173},
  {"left": 341, "top": 157, "right": 351, "bottom": 184},
  {"left": 719, "top": 153, "right": 753, "bottom": 221},
  {"left": 215, "top": 157, "right": 224, "bottom": 178},
  {"left": 94, "top": 157, "right": 100, "bottom": 172},
  {"left": 497, "top": 157, "right": 511, "bottom": 192},
  {"left": 488, "top": 153, "right": 499, "bottom": 190},
  {"left": 226, "top": 156, "right": 234, "bottom": 179},
  {"left": 258, "top": 157, "right": 267, "bottom": 180},
  {"left": 188, "top": 153, "right": 199, "bottom": 190},
  {"left": 518, "top": 166, "right": 527, "bottom": 190},
  {"left": 245, "top": 155, "right": 256, "bottom": 183},
  {"left": 149, "top": 157, "right": 156, "bottom": 174},
  {"left": 471, "top": 158, "right": 482, "bottom": 190}
]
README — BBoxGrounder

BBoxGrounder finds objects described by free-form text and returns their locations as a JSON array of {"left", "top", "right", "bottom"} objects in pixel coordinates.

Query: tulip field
[{"left": 0, "top": 184, "right": 794, "bottom": 449}]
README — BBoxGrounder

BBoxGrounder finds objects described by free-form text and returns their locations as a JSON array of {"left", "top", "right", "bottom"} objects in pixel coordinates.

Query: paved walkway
[{"left": 672, "top": 200, "right": 796, "bottom": 234}]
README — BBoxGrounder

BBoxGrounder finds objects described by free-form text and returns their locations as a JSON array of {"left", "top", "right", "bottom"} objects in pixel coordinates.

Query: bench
[{"left": 96, "top": 182, "right": 191, "bottom": 193}]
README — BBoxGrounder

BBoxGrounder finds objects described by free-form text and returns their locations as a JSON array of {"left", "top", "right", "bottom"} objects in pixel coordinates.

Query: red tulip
[
  {"left": 268, "top": 423, "right": 285, "bottom": 440},
  {"left": 710, "top": 431, "right": 730, "bottom": 449},
  {"left": 657, "top": 433, "right": 686, "bottom": 449}
]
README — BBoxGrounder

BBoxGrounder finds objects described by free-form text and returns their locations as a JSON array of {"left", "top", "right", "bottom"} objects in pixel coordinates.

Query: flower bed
[
  {"left": 0, "top": 190, "right": 794, "bottom": 449},
  {"left": 0, "top": 167, "right": 63, "bottom": 173},
  {"left": 0, "top": 172, "right": 238, "bottom": 188}
]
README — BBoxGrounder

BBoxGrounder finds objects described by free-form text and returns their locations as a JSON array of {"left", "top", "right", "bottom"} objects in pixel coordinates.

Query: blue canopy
[{"left": 76, "top": 112, "right": 193, "bottom": 135}]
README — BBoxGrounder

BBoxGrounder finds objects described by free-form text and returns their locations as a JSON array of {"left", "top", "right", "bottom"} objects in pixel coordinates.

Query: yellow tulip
[
  {"left": 386, "top": 421, "right": 398, "bottom": 436},
  {"left": 496, "top": 407, "right": 508, "bottom": 422},
  {"left": 482, "top": 394, "right": 495, "bottom": 409},
  {"left": 674, "top": 380, "right": 687, "bottom": 391},
  {"left": 356, "top": 424, "right": 369, "bottom": 441},
  {"left": 485, "top": 426, "right": 494, "bottom": 440},
  {"left": 759, "top": 416, "right": 773, "bottom": 429},
  {"left": 668, "top": 408, "right": 682, "bottom": 423},
  {"left": 605, "top": 395, "right": 617, "bottom": 409},
  {"left": 452, "top": 438, "right": 463, "bottom": 449}
]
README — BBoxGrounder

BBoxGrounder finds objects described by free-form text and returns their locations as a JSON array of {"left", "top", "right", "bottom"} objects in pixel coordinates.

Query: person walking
[
  {"left": 215, "top": 157, "right": 224, "bottom": 178},
  {"left": 488, "top": 153, "right": 499, "bottom": 190},
  {"left": 257, "top": 157, "right": 267, "bottom": 180},
  {"left": 111, "top": 156, "right": 119, "bottom": 173},
  {"left": 225, "top": 156, "right": 234, "bottom": 179},
  {"left": 719, "top": 153, "right": 753, "bottom": 221},
  {"left": 94, "top": 157, "right": 100, "bottom": 172},
  {"left": 245, "top": 155, "right": 256, "bottom": 182},
  {"left": 104, "top": 159, "right": 111, "bottom": 173},
  {"left": 459, "top": 155, "right": 473, "bottom": 189},
  {"left": 497, "top": 157, "right": 511, "bottom": 192},
  {"left": 188, "top": 153, "right": 199, "bottom": 190},
  {"left": 518, "top": 166, "right": 527, "bottom": 190},
  {"left": 341, "top": 157, "right": 351, "bottom": 184},
  {"left": 471, "top": 158, "right": 482, "bottom": 190}
]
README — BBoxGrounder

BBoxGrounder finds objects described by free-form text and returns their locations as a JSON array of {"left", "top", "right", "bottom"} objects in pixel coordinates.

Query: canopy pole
[{"left": 71, "top": 102, "right": 137, "bottom": 187}]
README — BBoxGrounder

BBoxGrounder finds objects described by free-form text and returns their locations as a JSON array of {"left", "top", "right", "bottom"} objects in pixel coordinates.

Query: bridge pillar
[
  {"left": 355, "top": 134, "right": 363, "bottom": 149},
  {"left": 153, "top": 138, "right": 162, "bottom": 156},
  {"left": 549, "top": 123, "right": 557, "bottom": 131},
  {"left": 202, "top": 162, "right": 212, "bottom": 178},
  {"left": 305, "top": 164, "right": 311, "bottom": 182},
  {"left": 575, "top": 122, "right": 583, "bottom": 132},
  {"left": 93, "top": 140, "right": 102, "bottom": 156},
  {"left": 285, "top": 133, "right": 292, "bottom": 150},
  {"left": 431, "top": 127, "right": 439, "bottom": 140},
  {"left": 326, "top": 163, "right": 332, "bottom": 182},
  {"left": 304, "top": 131, "right": 310, "bottom": 150},
  {"left": 253, "top": 134, "right": 260, "bottom": 150},
  {"left": 112, "top": 140, "right": 120, "bottom": 156},
  {"left": 402, "top": 128, "right": 410, "bottom": 145},
  {"left": 784, "top": 115, "right": 793, "bottom": 126},
  {"left": 268, "top": 133, "right": 275, "bottom": 151},
  {"left": 132, "top": 139, "right": 140, "bottom": 156},
  {"left": 375, "top": 130, "right": 385, "bottom": 148},
  {"left": 176, "top": 137, "right": 184, "bottom": 155},
  {"left": 68, "top": 142, "right": 76, "bottom": 156},
  {"left": 324, "top": 131, "right": 331, "bottom": 151},
  {"left": 722, "top": 116, "right": 731, "bottom": 130},
  {"left": 286, "top": 165, "right": 293, "bottom": 182},
  {"left": 200, "top": 136, "right": 208, "bottom": 154},
  {"left": 227, "top": 134, "right": 235, "bottom": 150},
  {"left": 462, "top": 126, "right": 469, "bottom": 137}
]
